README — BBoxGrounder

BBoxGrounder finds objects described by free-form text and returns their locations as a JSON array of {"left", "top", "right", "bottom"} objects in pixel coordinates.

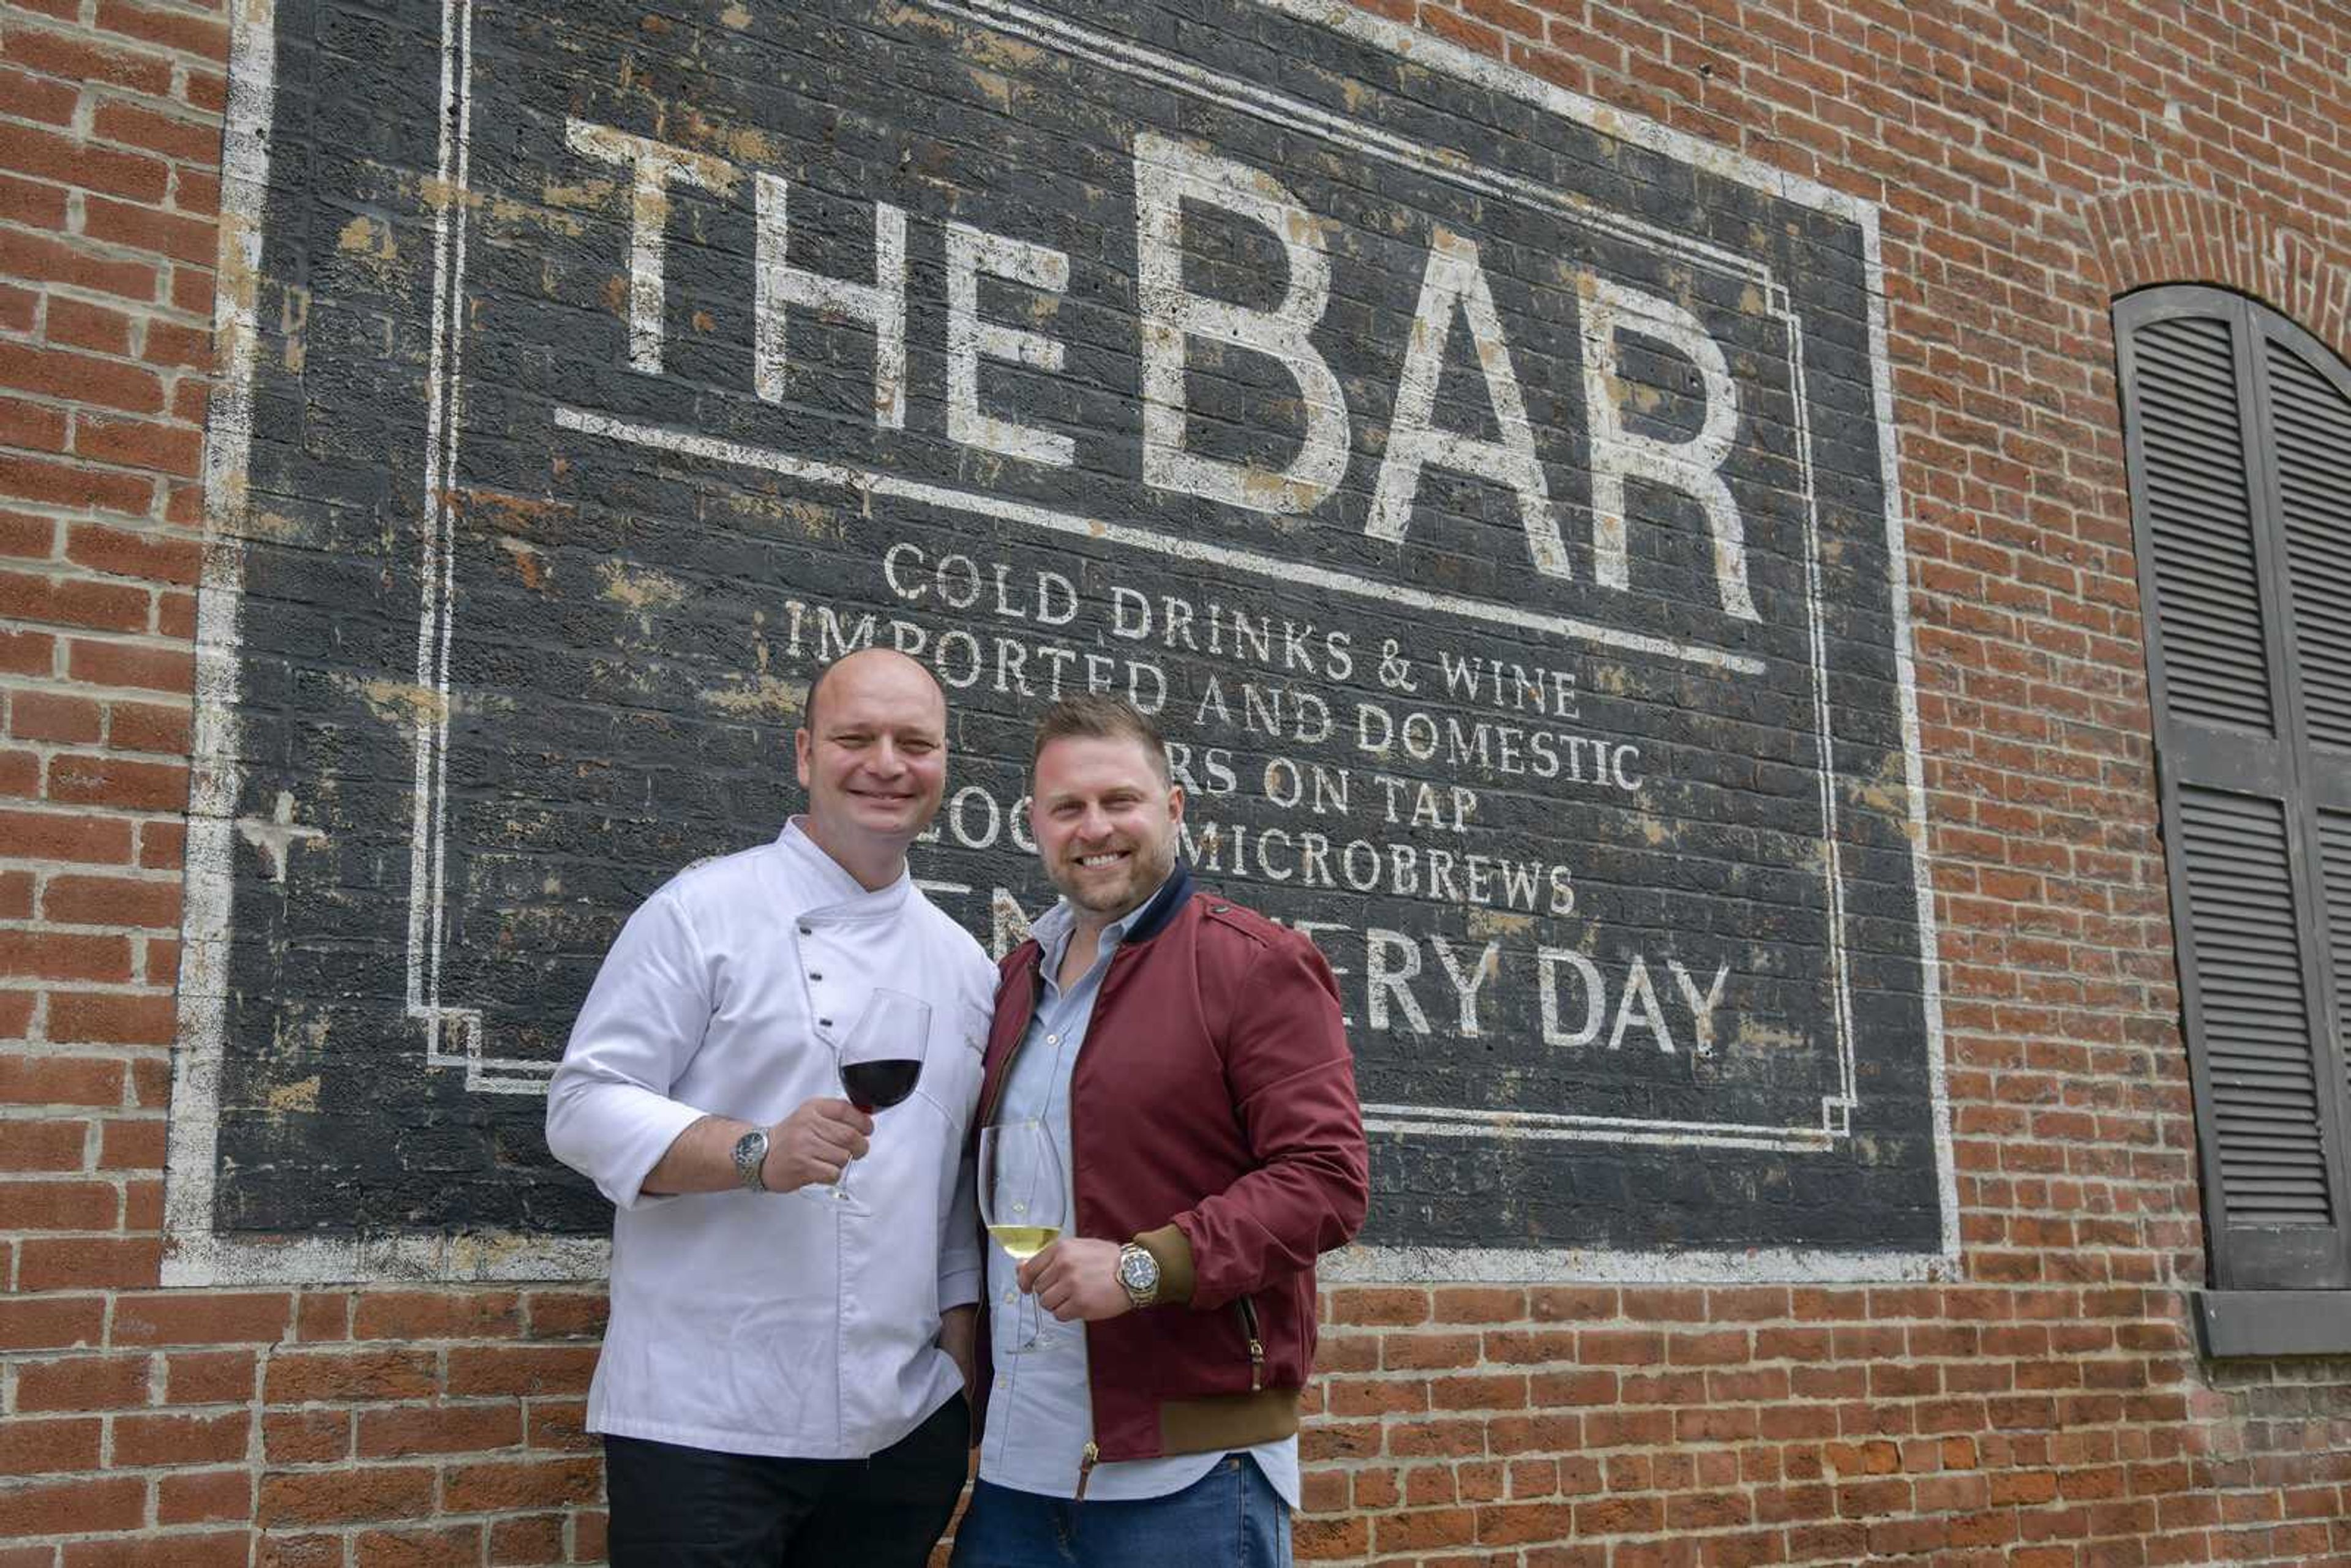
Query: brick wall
[{"left": 4, "top": 2, "right": 2350, "bottom": 1566}]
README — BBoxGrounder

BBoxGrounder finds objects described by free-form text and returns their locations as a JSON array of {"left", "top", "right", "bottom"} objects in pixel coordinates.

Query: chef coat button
[
  {"left": 819, "top": 1018, "right": 833, "bottom": 1027},
  {"left": 809, "top": 972, "right": 823, "bottom": 981},
  {"left": 799, "top": 925, "right": 812, "bottom": 936}
]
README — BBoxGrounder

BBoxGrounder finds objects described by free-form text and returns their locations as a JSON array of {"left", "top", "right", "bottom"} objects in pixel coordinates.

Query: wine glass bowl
[
  {"left": 832, "top": 987, "right": 931, "bottom": 1199},
  {"left": 978, "top": 1120, "right": 1066, "bottom": 1351}
]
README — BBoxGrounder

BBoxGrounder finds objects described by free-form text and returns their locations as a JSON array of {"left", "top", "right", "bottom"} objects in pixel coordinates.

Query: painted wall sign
[{"left": 170, "top": 0, "right": 1953, "bottom": 1283}]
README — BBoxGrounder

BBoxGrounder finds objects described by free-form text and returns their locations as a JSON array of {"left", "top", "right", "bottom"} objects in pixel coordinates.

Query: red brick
[
  {"left": 0, "top": 569, "right": 151, "bottom": 634},
  {"left": 0, "top": 509, "right": 54, "bottom": 558},
  {"left": 446, "top": 1344, "right": 599, "bottom": 1398},
  {"left": 440, "top": 1458, "right": 602, "bottom": 1514},
  {"left": 0, "top": 63, "right": 79, "bottom": 124},
  {"left": 0, "top": 931, "right": 133, "bottom": 983},
  {"left": 0, "top": 628, "right": 56, "bottom": 674},
  {"left": 72, "top": 413, "right": 204, "bottom": 479},
  {"left": 0, "top": 1052, "right": 126, "bottom": 1106},
  {"left": 113, "top": 1409, "right": 250, "bottom": 1468},
  {"left": 143, "top": 321, "right": 213, "bottom": 372},
  {"left": 0, "top": 231, "right": 159, "bottom": 304},
  {"left": 53, "top": 989, "right": 180, "bottom": 1049},
  {"left": 0, "top": 1475, "right": 145, "bottom": 1536},
  {"left": 0, "top": 392, "right": 68, "bottom": 451},
  {"left": 354, "top": 1291, "right": 522, "bottom": 1342},
  {"left": 0, "top": 124, "right": 169, "bottom": 204},
  {"left": 100, "top": 1116, "right": 168, "bottom": 1168},
  {"left": 0, "top": 1177, "right": 118, "bottom": 1228},
  {"left": 0, "top": 341, "right": 165, "bottom": 415},
  {"left": 488, "top": 1514, "right": 565, "bottom": 1564},
  {"left": 163, "top": 1349, "right": 257, "bottom": 1405},
  {"left": 0, "top": 1116, "right": 91, "bottom": 1171},
  {"left": 0, "top": 988, "right": 30, "bottom": 1037},
  {"left": 0, "top": 1416, "right": 100, "bottom": 1475},
  {"left": 14, "top": 1353, "right": 150, "bottom": 1411},
  {"left": 137, "top": 817, "right": 184, "bottom": 870},
  {"left": 155, "top": 1468, "right": 250, "bottom": 1526},
  {"left": 263, "top": 1348, "right": 440, "bottom": 1403},
  {"left": 62, "top": 1531, "right": 254, "bottom": 1567},
  {"left": 96, "top": 0, "right": 231, "bottom": 61},
  {"left": 82, "top": 196, "right": 217, "bottom": 267},
  {"left": 66, "top": 522, "right": 202, "bottom": 586},
  {"left": 264, "top": 1408, "right": 351, "bottom": 1464},
  {"left": 67, "top": 639, "right": 192, "bottom": 694},
  {"left": 0, "top": 1288, "right": 105, "bottom": 1354},
  {"left": 0, "top": 451, "right": 151, "bottom": 515},
  {"left": 43, "top": 873, "right": 183, "bottom": 928},
  {"left": 10, "top": 689, "right": 103, "bottom": 743},
  {"left": 45, "top": 754, "right": 188, "bottom": 812},
  {"left": 354, "top": 1526, "right": 483, "bottom": 1568},
  {"left": 259, "top": 1466, "right": 436, "bottom": 1528},
  {"left": 17, "top": 1235, "right": 160, "bottom": 1290},
  {"left": 92, "top": 101, "right": 222, "bottom": 165},
  {"left": 0, "top": 869, "right": 30, "bottom": 917},
  {"left": 114, "top": 1291, "right": 292, "bottom": 1348},
  {"left": 521, "top": 1291, "right": 609, "bottom": 1339},
  {"left": 356, "top": 1403, "right": 524, "bottom": 1460},
  {"left": 108, "top": 699, "right": 192, "bottom": 754}
]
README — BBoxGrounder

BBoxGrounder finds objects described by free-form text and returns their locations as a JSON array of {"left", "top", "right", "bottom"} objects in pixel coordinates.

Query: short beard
[{"left": 1054, "top": 835, "right": 1177, "bottom": 918}]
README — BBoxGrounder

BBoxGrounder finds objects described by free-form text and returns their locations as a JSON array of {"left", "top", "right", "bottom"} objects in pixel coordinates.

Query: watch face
[{"left": 1120, "top": 1250, "right": 1158, "bottom": 1289}]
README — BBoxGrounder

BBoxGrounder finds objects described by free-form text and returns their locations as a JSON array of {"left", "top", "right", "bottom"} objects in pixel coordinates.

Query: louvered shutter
[{"left": 2117, "top": 287, "right": 2351, "bottom": 1291}]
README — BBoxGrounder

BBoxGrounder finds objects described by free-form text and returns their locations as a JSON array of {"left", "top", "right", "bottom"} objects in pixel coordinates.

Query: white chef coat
[{"left": 546, "top": 819, "right": 995, "bottom": 1460}]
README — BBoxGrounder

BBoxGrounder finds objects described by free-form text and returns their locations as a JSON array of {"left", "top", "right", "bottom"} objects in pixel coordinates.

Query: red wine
[{"left": 840, "top": 1059, "right": 921, "bottom": 1112}]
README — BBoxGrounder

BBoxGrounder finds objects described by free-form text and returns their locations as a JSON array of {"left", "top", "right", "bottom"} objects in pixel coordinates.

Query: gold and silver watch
[{"left": 1116, "top": 1241, "right": 1161, "bottom": 1308}]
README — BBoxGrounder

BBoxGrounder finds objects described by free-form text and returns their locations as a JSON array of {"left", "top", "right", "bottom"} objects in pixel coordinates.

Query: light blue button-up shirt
[{"left": 977, "top": 883, "right": 1300, "bottom": 1506}]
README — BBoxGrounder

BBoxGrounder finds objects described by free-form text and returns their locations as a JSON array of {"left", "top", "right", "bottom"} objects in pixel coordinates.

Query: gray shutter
[{"left": 2117, "top": 287, "right": 2351, "bottom": 1290}]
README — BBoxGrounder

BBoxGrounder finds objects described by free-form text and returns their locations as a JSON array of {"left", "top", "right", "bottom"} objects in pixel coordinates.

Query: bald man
[{"left": 549, "top": 650, "right": 996, "bottom": 1567}]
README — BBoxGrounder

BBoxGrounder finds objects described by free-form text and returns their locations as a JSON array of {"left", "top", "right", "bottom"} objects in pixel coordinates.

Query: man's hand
[
  {"left": 1018, "top": 1238, "right": 1132, "bottom": 1322},
  {"left": 763, "top": 1097, "right": 873, "bottom": 1192}
]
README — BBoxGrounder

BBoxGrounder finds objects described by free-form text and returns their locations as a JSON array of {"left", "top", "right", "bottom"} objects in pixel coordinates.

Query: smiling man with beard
[
  {"left": 952, "top": 694, "right": 1368, "bottom": 1568},
  {"left": 546, "top": 648, "right": 994, "bottom": 1567}
]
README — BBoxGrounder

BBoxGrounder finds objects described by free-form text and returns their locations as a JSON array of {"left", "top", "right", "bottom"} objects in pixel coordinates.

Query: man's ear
[
  {"left": 1166, "top": 782, "right": 1185, "bottom": 827},
  {"left": 794, "top": 727, "right": 812, "bottom": 789}
]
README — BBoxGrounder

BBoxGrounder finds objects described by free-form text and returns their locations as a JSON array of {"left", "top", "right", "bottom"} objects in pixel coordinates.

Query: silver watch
[
  {"left": 1116, "top": 1242, "right": 1161, "bottom": 1308},
  {"left": 732, "top": 1128, "right": 770, "bottom": 1192}
]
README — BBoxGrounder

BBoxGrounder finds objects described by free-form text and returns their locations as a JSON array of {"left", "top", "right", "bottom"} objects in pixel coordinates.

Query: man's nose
[{"left": 866, "top": 740, "right": 907, "bottom": 775}]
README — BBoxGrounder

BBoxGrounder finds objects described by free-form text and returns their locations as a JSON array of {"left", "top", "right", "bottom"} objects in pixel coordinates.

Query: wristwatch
[
  {"left": 732, "top": 1128, "right": 770, "bottom": 1193},
  {"left": 1116, "top": 1241, "right": 1161, "bottom": 1308}
]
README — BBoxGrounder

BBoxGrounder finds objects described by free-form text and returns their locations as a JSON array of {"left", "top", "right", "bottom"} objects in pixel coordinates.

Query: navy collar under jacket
[{"left": 1113, "top": 857, "right": 1194, "bottom": 947}]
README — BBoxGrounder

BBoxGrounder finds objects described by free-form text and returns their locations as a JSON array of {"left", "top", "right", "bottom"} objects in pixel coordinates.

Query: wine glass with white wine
[{"left": 978, "top": 1119, "right": 1065, "bottom": 1352}]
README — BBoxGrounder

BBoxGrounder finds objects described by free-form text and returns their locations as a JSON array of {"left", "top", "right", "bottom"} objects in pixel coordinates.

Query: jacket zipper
[{"left": 1237, "top": 1296, "right": 1264, "bottom": 1392}]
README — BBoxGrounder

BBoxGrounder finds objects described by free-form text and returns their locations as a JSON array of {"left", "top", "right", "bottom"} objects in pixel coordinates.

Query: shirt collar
[
  {"left": 1032, "top": 868, "right": 1177, "bottom": 968},
  {"left": 775, "top": 816, "right": 910, "bottom": 917}
]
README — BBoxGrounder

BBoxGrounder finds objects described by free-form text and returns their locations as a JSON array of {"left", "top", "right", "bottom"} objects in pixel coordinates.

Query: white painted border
[{"left": 167, "top": 0, "right": 1955, "bottom": 1285}]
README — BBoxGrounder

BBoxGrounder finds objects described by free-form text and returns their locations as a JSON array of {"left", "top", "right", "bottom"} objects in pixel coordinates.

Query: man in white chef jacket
[{"left": 546, "top": 647, "right": 997, "bottom": 1567}]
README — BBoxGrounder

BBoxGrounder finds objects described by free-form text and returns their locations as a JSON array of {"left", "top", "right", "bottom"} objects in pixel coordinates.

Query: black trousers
[{"left": 604, "top": 1394, "right": 971, "bottom": 1568}]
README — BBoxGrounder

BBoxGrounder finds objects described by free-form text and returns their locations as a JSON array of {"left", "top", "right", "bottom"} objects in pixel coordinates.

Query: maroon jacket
[{"left": 973, "top": 863, "right": 1369, "bottom": 1468}]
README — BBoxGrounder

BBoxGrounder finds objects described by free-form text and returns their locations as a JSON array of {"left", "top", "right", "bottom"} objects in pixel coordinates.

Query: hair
[{"left": 1029, "top": 694, "right": 1171, "bottom": 787}]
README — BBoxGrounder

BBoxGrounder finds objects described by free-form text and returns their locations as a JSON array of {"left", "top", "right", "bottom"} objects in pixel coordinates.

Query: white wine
[{"left": 987, "top": 1224, "right": 1061, "bottom": 1261}]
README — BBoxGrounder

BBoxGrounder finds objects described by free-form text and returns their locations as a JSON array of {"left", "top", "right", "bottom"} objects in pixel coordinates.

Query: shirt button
[
  {"left": 1046, "top": 1034, "right": 1059, "bottom": 1045},
  {"left": 809, "top": 972, "right": 823, "bottom": 981},
  {"left": 799, "top": 925, "right": 812, "bottom": 935},
  {"left": 1004, "top": 1290, "right": 1018, "bottom": 1305},
  {"left": 819, "top": 1018, "right": 833, "bottom": 1027}
]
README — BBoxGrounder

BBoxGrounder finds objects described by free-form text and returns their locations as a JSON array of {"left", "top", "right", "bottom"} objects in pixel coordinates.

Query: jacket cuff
[{"left": 1134, "top": 1225, "right": 1196, "bottom": 1308}]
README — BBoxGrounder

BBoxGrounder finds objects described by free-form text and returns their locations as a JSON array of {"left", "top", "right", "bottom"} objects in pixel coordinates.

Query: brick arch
[{"left": 2075, "top": 183, "right": 2351, "bottom": 363}]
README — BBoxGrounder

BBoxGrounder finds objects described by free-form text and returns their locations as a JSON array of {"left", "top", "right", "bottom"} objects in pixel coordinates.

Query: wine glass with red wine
[{"left": 834, "top": 986, "right": 931, "bottom": 1199}]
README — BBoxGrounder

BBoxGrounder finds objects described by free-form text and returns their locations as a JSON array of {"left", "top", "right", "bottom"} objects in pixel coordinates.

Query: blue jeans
[{"left": 949, "top": 1457, "right": 1291, "bottom": 1568}]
